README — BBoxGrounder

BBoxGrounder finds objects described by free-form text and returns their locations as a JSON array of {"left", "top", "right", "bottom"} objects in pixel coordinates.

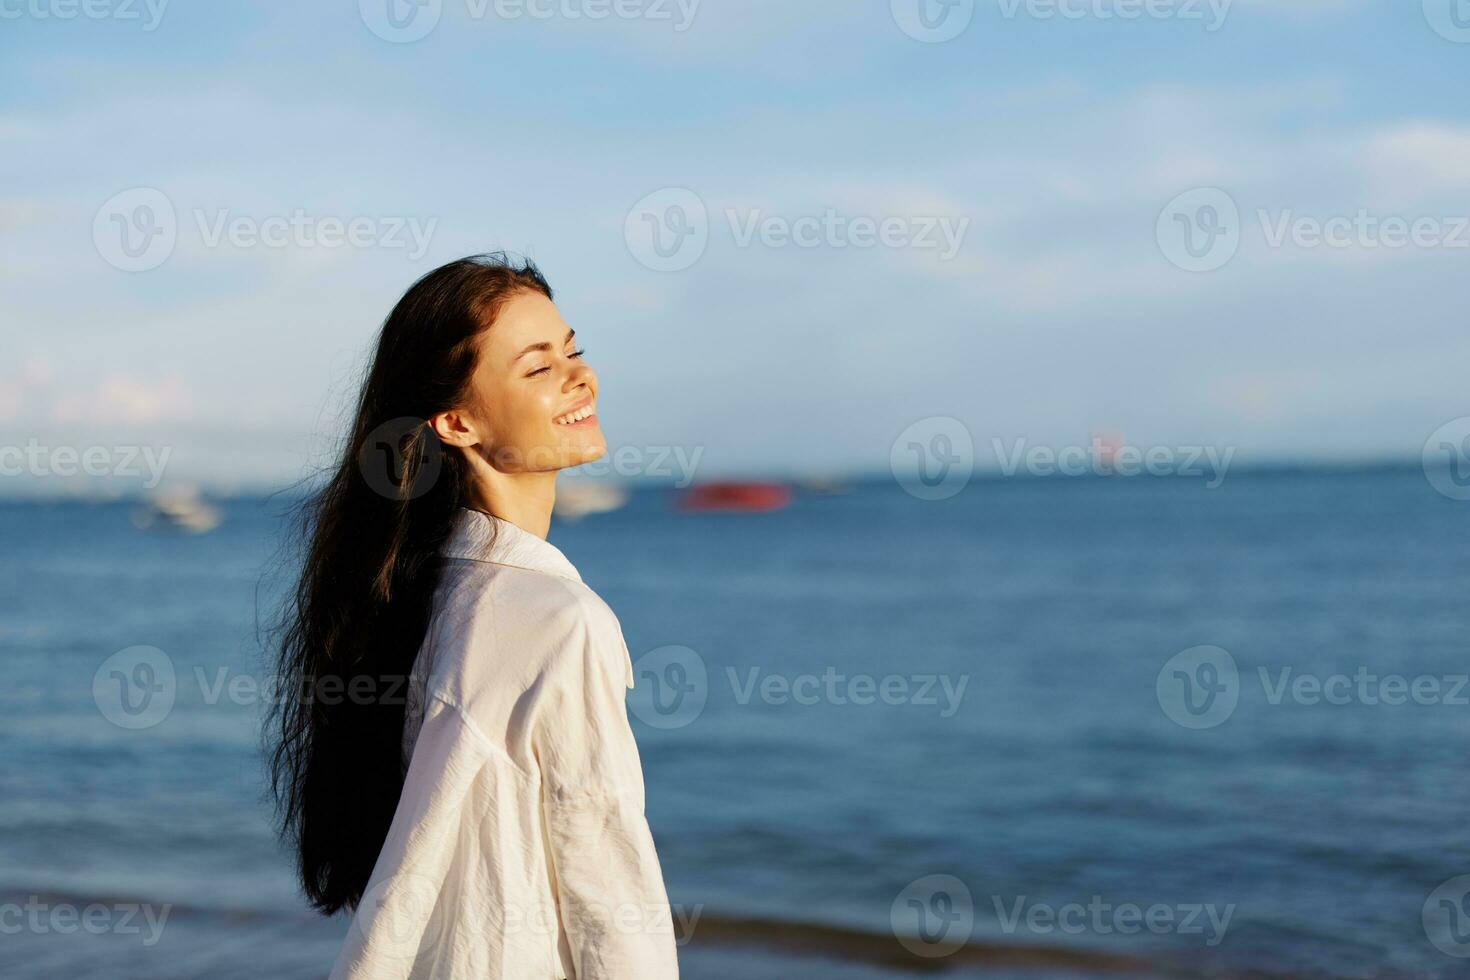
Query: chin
[
  {"left": 568, "top": 437, "right": 607, "bottom": 467},
  {"left": 547, "top": 426, "right": 606, "bottom": 470}
]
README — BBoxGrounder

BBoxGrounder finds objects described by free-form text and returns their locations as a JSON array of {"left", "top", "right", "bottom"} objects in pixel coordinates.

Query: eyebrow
[{"left": 512, "top": 328, "right": 576, "bottom": 363}]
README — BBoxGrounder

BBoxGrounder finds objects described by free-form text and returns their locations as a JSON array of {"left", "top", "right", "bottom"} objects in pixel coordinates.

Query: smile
[{"left": 554, "top": 401, "right": 596, "bottom": 426}]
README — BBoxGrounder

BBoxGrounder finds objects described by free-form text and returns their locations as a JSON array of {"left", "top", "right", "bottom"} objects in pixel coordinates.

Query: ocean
[{"left": 3, "top": 468, "right": 1468, "bottom": 978}]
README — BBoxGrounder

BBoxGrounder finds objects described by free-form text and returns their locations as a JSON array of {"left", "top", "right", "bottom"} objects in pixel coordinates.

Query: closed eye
[{"left": 525, "top": 349, "right": 585, "bottom": 378}]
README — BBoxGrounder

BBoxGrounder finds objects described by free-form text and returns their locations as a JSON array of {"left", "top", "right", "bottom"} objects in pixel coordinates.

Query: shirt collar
[{"left": 440, "top": 507, "right": 584, "bottom": 583}]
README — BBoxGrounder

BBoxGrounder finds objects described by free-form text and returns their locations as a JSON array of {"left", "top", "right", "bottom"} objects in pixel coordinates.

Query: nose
[{"left": 563, "top": 360, "right": 596, "bottom": 395}]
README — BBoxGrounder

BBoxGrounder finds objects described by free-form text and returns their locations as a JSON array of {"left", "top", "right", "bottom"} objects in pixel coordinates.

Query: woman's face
[{"left": 458, "top": 290, "right": 606, "bottom": 472}]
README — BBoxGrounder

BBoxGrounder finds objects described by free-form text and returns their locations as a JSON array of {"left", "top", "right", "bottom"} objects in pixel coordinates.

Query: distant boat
[
  {"left": 677, "top": 481, "right": 792, "bottom": 513},
  {"left": 131, "top": 489, "right": 222, "bottom": 534},
  {"left": 553, "top": 482, "right": 628, "bottom": 522}
]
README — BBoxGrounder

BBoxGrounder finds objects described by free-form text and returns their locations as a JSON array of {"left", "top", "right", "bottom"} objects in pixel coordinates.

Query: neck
[{"left": 462, "top": 457, "right": 558, "bottom": 539}]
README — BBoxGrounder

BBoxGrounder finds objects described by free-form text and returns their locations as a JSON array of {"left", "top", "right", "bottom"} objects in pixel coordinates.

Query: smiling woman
[{"left": 267, "top": 253, "right": 679, "bottom": 979}]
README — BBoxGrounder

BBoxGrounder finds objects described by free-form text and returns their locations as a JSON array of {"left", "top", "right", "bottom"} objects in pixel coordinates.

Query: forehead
[{"left": 477, "top": 290, "right": 570, "bottom": 362}]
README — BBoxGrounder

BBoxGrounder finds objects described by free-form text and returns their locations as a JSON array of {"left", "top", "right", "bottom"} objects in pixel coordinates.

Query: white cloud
[
  {"left": 50, "top": 374, "right": 196, "bottom": 427},
  {"left": 1363, "top": 122, "right": 1470, "bottom": 204}
]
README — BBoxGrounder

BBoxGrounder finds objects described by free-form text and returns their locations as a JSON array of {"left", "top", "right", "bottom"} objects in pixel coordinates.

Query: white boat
[
  {"left": 131, "top": 489, "right": 222, "bottom": 534},
  {"left": 553, "top": 481, "right": 628, "bottom": 522}
]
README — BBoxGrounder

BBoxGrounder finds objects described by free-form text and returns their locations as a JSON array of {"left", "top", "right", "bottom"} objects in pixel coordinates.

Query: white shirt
[{"left": 330, "top": 508, "right": 680, "bottom": 980}]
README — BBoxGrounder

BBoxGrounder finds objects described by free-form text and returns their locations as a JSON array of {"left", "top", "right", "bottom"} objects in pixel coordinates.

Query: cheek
[
  {"left": 527, "top": 384, "right": 562, "bottom": 422},
  {"left": 486, "top": 381, "right": 558, "bottom": 444}
]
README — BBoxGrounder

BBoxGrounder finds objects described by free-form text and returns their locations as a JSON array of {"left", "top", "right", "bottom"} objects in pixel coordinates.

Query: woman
[{"left": 268, "top": 254, "right": 680, "bottom": 978}]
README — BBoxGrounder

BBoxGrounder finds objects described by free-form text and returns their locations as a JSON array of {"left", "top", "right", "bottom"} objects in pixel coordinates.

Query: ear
[{"left": 427, "top": 409, "right": 479, "bottom": 448}]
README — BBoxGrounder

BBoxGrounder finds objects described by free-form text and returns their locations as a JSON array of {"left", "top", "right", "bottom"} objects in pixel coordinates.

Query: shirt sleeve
[
  {"left": 531, "top": 604, "right": 680, "bottom": 979},
  {"left": 331, "top": 695, "right": 488, "bottom": 980}
]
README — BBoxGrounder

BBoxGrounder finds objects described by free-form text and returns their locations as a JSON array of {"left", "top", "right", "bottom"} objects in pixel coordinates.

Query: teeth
[{"left": 555, "top": 404, "right": 594, "bottom": 425}]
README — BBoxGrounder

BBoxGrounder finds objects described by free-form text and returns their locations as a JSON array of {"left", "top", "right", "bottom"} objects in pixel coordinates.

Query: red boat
[{"left": 677, "top": 481, "right": 792, "bottom": 512}]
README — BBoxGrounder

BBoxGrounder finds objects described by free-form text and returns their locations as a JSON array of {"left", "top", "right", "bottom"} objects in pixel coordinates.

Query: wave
[{"left": 687, "top": 913, "right": 1189, "bottom": 976}]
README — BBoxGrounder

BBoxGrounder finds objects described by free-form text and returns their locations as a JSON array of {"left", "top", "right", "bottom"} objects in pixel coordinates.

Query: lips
[{"left": 553, "top": 399, "right": 596, "bottom": 425}]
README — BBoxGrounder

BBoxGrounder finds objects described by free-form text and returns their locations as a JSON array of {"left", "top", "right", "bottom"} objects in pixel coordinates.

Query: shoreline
[{"left": 0, "top": 887, "right": 1250, "bottom": 979}]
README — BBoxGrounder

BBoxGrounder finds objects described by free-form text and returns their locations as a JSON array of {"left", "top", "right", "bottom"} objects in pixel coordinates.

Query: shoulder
[
  {"left": 425, "top": 560, "right": 632, "bottom": 699},
  {"left": 439, "top": 557, "right": 618, "bottom": 642}
]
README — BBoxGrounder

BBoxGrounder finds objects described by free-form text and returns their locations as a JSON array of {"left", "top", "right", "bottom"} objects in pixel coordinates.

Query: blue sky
[{"left": 2, "top": 0, "right": 1468, "bottom": 493}]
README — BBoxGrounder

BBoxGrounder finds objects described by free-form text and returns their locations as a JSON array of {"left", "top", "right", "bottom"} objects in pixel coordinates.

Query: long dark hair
[{"left": 267, "top": 253, "right": 552, "bottom": 915}]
